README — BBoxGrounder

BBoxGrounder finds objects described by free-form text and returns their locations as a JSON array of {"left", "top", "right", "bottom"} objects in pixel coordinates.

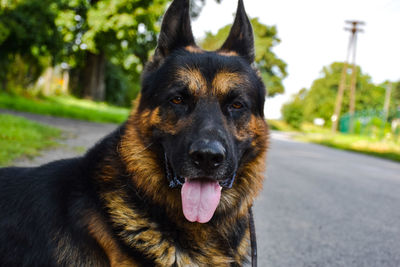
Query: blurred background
[
  {"left": 0, "top": 0, "right": 399, "bottom": 162},
  {"left": 1, "top": 1, "right": 400, "bottom": 266}
]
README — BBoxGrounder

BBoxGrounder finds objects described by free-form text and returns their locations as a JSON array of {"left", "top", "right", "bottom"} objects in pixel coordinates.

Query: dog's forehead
[
  {"left": 171, "top": 51, "right": 253, "bottom": 97},
  {"left": 174, "top": 67, "right": 247, "bottom": 97}
]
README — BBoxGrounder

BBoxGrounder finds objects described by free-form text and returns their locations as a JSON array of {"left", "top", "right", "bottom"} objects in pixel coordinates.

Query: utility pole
[
  {"left": 332, "top": 20, "right": 365, "bottom": 133},
  {"left": 332, "top": 32, "right": 353, "bottom": 133},
  {"left": 383, "top": 82, "right": 392, "bottom": 122}
]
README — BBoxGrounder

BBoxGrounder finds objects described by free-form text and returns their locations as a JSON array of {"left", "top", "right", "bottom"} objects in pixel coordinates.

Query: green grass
[
  {"left": 0, "top": 114, "right": 61, "bottom": 166},
  {"left": 267, "top": 119, "right": 297, "bottom": 132},
  {"left": 296, "top": 132, "right": 400, "bottom": 162},
  {"left": 268, "top": 120, "right": 400, "bottom": 162},
  {"left": 0, "top": 93, "right": 130, "bottom": 123}
]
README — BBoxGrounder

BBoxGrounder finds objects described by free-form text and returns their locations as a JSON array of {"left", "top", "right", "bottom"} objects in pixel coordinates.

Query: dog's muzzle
[{"left": 164, "top": 152, "right": 236, "bottom": 189}]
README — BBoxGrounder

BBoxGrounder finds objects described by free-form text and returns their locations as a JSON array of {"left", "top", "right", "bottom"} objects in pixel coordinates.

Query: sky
[{"left": 191, "top": 0, "right": 400, "bottom": 119}]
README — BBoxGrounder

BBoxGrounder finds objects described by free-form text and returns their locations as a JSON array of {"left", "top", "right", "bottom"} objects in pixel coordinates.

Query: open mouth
[
  {"left": 164, "top": 152, "right": 236, "bottom": 189},
  {"left": 164, "top": 153, "right": 237, "bottom": 223}
]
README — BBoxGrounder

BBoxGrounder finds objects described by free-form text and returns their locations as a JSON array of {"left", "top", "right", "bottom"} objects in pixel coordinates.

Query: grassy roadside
[
  {"left": 268, "top": 120, "right": 400, "bottom": 162},
  {"left": 297, "top": 132, "right": 400, "bottom": 162},
  {"left": 0, "top": 93, "right": 130, "bottom": 123},
  {"left": 0, "top": 114, "right": 61, "bottom": 167},
  {"left": 268, "top": 119, "right": 297, "bottom": 132}
]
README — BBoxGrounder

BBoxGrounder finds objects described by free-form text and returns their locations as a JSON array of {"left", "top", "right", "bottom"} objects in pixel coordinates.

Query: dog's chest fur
[{"left": 85, "top": 137, "right": 252, "bottom": 267}]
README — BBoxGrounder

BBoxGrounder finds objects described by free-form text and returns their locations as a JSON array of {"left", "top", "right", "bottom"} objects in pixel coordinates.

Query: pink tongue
[{"left": 181, "top": 179, "right": 222, "bottom": 223}]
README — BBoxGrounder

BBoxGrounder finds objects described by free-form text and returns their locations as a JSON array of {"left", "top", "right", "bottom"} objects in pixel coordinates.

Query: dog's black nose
[{"left": 189, "top": 139, "right": 226, "bottom": 170}]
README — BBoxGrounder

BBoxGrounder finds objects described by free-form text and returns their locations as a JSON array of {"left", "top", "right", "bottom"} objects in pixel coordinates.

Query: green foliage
[
  {"left": 281, "top": 90, "right": 305, "bottom": 129},
  {"left": 0, "top": 93, "right": 129, "bottom": 123},
  {"left": 0, "top": 0, "right": 63, "bottom": 57},
  {"left": 267, "top": 119, "right": 297, "bottom": 132},
  {"left": 0, "top": 114, "right": 61, "bottom": 166},
  {"left": 83, "top": 0, "right": 166, "bottom": 63},
  {"left": 1, "top": 0, "right": 224, "bottom": 104},
  {"left": 201, "top": 18, "right": 287, "bottom": 97},
  {"left": 0, "top": 0, "right": 168, "bottom": 101},
  {"left": 0, "top": 0, "right": 64, "bottom": 90},
  {"left": 284, "top": 62, "right": 386, "bottom": 125},
  {"left": 105, "top": 61, "right": 140, "bottom": 106},
  {"left": 385, "top": 80, "right": 400, "bottom": 120},
  {"left": 52, "top": 0, "right": 171, "bottom": 104}
]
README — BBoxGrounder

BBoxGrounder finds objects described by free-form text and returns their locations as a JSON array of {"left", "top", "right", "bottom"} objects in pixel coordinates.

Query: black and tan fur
[{"left": 0, "top": 0, "right": 269, "bottom": 266}]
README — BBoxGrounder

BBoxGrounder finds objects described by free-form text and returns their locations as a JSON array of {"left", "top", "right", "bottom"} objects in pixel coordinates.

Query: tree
[
  {"left": 283, "top": 62, "right": 386, "bottom": 126},
  {"left": 1, "top": 0, "right": 224, "bottom": 103},
  {"left": 0, "top": 0, "right": 63, "bottom": 90},
  {"left": 282, "top": 88, "right": 306, "bottom": 129},
  {"left": 53, "top": 0, "right": 170, "bottom": 101},
  {"left": 381, "top": 80, "right": 400, "bottom": 121},
  {"left": 201, "top": 18, "right": 287, "bottom": 97},
  {"left": 57, "top": 0, "right": 222, "bottom": 103},
  {"left": 392, "top": 81, "right": 400, "bottom": 116}
]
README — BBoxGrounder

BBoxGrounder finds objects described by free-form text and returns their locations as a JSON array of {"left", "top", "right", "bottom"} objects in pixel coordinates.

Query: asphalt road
[{"left": 255, "top": 131, "right": 400, "bottom": 267}]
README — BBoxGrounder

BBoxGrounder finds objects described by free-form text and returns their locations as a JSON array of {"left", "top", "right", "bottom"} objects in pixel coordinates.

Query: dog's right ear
[
  {"left": 155, "top": 0, "right": 196, "bottom": 59},
  {"left": 219, "top": 0, "right": 254, "bottom": 63}
]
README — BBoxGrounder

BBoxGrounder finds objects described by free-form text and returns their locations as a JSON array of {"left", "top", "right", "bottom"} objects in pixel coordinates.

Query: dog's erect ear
[
  {"left": 155, "top": 0, "right": 196, "bottom": 58},
  {"left": 219, "top": 0, "right": 254, "bottom": 63}
]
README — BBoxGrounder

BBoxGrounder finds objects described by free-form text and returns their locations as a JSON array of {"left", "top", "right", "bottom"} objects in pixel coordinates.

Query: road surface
[
  {"left": 254, "top": 131, "right": 400, "bottom": 267},
  {"left": 2, "top": 110, "right": 400, "bottom": 266}
]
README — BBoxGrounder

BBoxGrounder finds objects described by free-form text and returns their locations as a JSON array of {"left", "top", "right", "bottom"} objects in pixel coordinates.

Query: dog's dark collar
[{"left": 249, "top": 206, "right": 258, "bottom": 267}]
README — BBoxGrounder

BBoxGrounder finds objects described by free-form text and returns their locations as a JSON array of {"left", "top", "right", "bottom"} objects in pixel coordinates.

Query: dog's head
[{"left": 122, "top": 0, "right": 268, "bottom": 224}]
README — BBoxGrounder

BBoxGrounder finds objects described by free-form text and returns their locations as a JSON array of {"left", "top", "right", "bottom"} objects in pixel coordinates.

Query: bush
[
  {"left": 105, "top": 62, "right": 140, "bottom": 107},
  {"left": 282, "top": 100, "right": 304, "bottom": 129}
]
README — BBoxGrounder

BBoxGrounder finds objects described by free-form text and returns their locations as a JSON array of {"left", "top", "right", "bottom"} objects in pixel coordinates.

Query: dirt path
[{"left": 1, "top": 109, "right": 118, "bottom": 167}]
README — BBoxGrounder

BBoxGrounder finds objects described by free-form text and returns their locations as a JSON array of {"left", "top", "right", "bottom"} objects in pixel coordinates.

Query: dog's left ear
[
  {"left": 155, "top": 0, "right": 196, "bottom": 59},
  {"left": 219, "top": 0, "right": 254, "bottom": 63}
]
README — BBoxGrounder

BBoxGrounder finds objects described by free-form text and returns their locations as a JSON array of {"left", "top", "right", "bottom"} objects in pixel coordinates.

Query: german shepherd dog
[{"left": 0, "top": 0, "right": 268, "bottom": 266}]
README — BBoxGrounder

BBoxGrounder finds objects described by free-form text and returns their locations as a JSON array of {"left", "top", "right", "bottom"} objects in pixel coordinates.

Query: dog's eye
[
  {"left": 230, "top": 102, "right": 243, "bottom": 110},
  {"left": 170, "top": 96, "right": 184, "bottom": 105}
]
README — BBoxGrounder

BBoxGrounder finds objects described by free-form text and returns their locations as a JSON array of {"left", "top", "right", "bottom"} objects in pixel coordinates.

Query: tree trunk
[{"left": 83, "top": 52, "right": 106, "bottom": 101}]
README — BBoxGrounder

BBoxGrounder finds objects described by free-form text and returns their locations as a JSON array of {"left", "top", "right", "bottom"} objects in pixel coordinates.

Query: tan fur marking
[
  {"left": 218, "top": 50, "right": 239, "bottom": 57},
  {"left": 86, "top": 213, "right": 139, "bottom": 267},
  {"left": 235, "top": 115, "right": 265, "bottom": 141},
  {"left": 149, "top": 107, "right": 162, "bottom": 126},
  {"left": 137, "top": 107, "right": 191, "bottom": 136},
  {"left": 235, "top": 227, "right": 251, "bottom": 263},
  {"left": 102, "top": 189, "right": 236, "bottom": 266},
  {"left": 120, "top": 111, "right": 183, "bottom": 215},
  {"left": 176, "top": 68, "right": 207, "bottom": 96},
  {"left": 152, "top": 110, "right": 192, "bottom": 136},
  {"left": 185, "top": 45, "right": 204, "bottom": 53},
  {"left": 53, "top": 234, "right": 86, "bottom": 266},
  {"left": 103, "top": 191, "right": 177, "bottom": 266},
  {"left": 220, "top": 117, "right": 268, "bottom": 218},
  {"left": 212, "top": 71, "right": 246, "bottom": 96}
]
